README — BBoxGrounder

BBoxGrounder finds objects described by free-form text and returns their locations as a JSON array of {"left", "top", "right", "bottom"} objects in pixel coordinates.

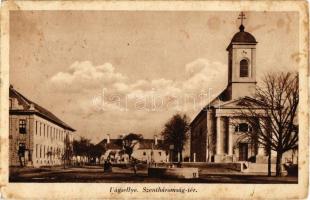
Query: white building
[{"left": 98, "top": 135, "right": 168, "bottom": 163}]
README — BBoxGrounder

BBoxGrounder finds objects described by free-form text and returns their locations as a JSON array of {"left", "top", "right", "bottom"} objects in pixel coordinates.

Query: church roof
[
  {"left": 227, "top": 25, "right": 257, "bottom": 50},
  {"left": 9, "top": 85, "right": 75, "bottom": 131},
  {"left": 190, "top": 89, "right": 266, "bottom": 127}
]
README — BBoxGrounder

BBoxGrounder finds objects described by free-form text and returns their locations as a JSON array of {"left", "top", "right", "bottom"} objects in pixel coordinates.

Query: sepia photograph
[{"left": 0, "top": 1, "right": 308, "bottom": 199}]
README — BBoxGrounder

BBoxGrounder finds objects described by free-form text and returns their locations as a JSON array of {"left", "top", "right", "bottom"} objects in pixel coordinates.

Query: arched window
[
  {"left": 235, "top": 123, "right": 252, "bottom": 132},
  {"left": 240, "top": 59, "right": 249, "bottom": 77}
]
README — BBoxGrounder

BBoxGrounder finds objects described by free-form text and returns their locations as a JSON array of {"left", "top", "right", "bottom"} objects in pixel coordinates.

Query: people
[
  {"left": 132, "top": 158, "right": 138, "bottom": 175},
  {"left": 103, "top": 159, "right": 112, "bottom": 173}
]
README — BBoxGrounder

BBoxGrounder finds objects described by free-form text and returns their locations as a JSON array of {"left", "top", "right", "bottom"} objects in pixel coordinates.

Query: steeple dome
[
  {"left": 230, "top": 24, "right": 257, "bottom": 43},
  {"left": 226, "top": 12, "right": 257, "bottom": 50}
]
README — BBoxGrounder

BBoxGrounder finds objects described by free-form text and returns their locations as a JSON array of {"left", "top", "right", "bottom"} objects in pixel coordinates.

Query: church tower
[{"left": 226, "top": 12, "right": 257, "bottom": 100}]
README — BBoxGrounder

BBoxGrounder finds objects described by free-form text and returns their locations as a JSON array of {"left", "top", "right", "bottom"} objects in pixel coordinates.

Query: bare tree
[
  {"left": 161, "top": 113, "right": 190, "bottom": 163},
  {"left": 236, "top": 72, "right": 298, "bottom": 176}
]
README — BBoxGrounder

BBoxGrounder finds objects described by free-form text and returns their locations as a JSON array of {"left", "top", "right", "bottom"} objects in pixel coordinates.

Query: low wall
[
  {"left": 148, "top": 167, "right": 199, "bottom": 179},
  {"left": 154, "top": 162, "right": 242, "bottom": 172},
  {"left": 243, "top": 163, "right": 289, "bottom": 175}
]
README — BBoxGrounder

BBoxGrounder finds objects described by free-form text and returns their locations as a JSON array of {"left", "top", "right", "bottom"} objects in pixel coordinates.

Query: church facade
[{"left": 190, "top": 17, "right": 269, "bottom": 163}]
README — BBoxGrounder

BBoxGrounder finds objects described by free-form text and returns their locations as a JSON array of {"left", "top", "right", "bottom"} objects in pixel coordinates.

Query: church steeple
[{"left": 226, "top": 12, "right": 258, "bottom": 100}]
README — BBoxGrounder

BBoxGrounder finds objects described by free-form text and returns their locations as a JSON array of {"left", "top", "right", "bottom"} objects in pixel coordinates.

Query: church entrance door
[{"left": 239, "top": 143, "right": 248, "bottom": 161}]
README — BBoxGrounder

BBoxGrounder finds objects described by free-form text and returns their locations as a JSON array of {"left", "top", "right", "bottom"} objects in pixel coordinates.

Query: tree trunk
[
  {"left": 276, "top": 151, "right": 283, "bottom": 176},
  {"left": 267, "top": 147, "right": 271, "bottom": 177}
]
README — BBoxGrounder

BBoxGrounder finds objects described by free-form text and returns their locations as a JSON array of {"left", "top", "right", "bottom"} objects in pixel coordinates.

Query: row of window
[
  {"left": 18, "top": 119, "right": 66, "bottom": 142},
  {"left": 36, "top": 159, "right": 60, "bottom": 165},
  {"left": 35, "top": 144, "right": 64, "bottom": 159},
  {"left": 235, "top": 123, "right": 252, "bottom": 132},
  {"left": 35, "top": 120, "right": 65, "bottom": 141}
]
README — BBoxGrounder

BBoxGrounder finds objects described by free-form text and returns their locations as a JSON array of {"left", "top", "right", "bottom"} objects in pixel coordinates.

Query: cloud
[
  {"left": 49, "top": 58, "right": 227, "bottom": 114},
  {"left": 50, "top": 61, "right": 126, "bottom": 92},
  {"left": 183, "top": 58, "right": 226, "bottom": 92},
  {"left": 47, "top": 58, "right": 229, "bottom": 141}
]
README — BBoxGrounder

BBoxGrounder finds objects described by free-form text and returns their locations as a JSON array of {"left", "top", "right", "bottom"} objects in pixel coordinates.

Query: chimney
[
  {"left": 107, "top": 134, "right": 110, "bottom": 144},
  {"left": 29, "top": 103, "right": 35, "bottom": 110},
  {"left": 154, "top": 135, "right": 158, "bottom": 146}
]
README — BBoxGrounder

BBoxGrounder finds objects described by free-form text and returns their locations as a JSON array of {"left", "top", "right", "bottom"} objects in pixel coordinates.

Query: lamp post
[{"left": 151, "top": 143, "right": 154, "bottom": 166}]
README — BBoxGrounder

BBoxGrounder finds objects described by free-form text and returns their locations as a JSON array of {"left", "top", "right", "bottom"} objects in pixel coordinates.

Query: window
[
  {"left": 19, "top": 119, "right": 26, "bottom": 134},
  {"left": 50, "top": 147, "right": 53, "bottom": 158},
  {"left": 40, "top": 123, "right": 42, "bottom": 136},
  {"left": 143, "top": 152, "right": 146, "bottom": 156},
  {"left": 44, "top": 145, "right": 46, "bottom": 158},
  {"left": 9, "top": 99, "right": 12, "bottom": 109},
  {"left": 36, "top": 144, "right": 38, "bottom": 158},
  {"left": 240, "top": 59, "right": 249, "bottom": 77},
  {"left": 235, "top": 123, "right": 252, "bottom": 132},
  {"left": 159, "top": 152, "right": 162, "bottom": 156},
  {"left": 43, "top": 124, "right": 45, "bottom": 137},
  {"left": 35, "top": 121, "right": 38, "bottom": 135},
  {"left": 40, "top": 145, "right": 42, "bottom": 158}
]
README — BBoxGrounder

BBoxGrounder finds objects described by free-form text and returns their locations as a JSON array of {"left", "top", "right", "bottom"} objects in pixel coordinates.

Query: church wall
[
  {"left": 231, "top": 83, "right": 256, "bottom": 99},
  {"left": 190, "top": 111, "right": 208, "bottom": 162},
  {"left": 206, "top": 109, "right": 216, "bottom": 161}
]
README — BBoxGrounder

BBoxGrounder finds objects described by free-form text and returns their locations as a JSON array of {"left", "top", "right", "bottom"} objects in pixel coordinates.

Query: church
[{"left": 190, "top": 13, "right": 268, "bottom": 164}]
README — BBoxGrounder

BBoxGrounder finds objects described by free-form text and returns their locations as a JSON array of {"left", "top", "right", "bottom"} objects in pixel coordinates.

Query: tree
[
  {"left": 88, "top": 143, "right": 106, "bottom": 164},
  {"left": 72, "top": 137, "right": 106, "bottom": 164},
  {"left": 73, "top": 137, "right": 91, "bottom": 164},
  {"left": 63, "top": 133, "right": 73, "bottom": 168},
  {"left": 237, "top": 72, "right": 298, "bottom": 176},
  {"left": 116, "top": 133, "right": 143, "bottom": 160},
  {"left": 161, "top": 113, "right": 190, "bottom": 163}
]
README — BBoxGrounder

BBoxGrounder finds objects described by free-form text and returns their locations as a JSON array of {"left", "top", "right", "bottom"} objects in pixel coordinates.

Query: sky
[{"left": 10, "top": 11, "right": 299, "bottom": 143}]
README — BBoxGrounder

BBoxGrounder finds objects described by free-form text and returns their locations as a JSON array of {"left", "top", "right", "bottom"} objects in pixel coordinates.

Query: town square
[{"left": 8, "top": 10, "right": 299, "bottom": 184}]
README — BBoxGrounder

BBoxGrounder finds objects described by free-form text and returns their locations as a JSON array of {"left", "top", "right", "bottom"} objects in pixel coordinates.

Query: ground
[{"left": 9, "top": 165, "right": 298, "bottom": 183}]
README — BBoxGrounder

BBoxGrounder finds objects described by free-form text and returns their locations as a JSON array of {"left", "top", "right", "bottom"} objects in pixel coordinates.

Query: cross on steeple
[{"left": 238, "top": 11, "right": 246, "bottom": 25}]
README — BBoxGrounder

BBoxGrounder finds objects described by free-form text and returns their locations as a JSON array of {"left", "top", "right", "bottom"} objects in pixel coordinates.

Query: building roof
[
  {"left": 98, "top": 139, "right": 123, "bottom": 150},
  {"left": 9, "top": 85, "right": 75, "bottom": 131},
  {"left": 227, "top": 25, "right": 257, "bottom": 50},
  {"left": 137, "top": 139, "right": 164, "bottom": 150}
]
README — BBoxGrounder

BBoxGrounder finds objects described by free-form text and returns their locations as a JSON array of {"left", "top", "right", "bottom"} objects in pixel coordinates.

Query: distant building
[
  {"left": 97, "top": 135, "right": 168, "bottom": 163},
  {"left": 98, "top": 136, "right": 129, "bottom": 163},
  {"left": 132, "top": 136, "right": 168, "bottom": 163},
  {"left": 9, "top": 85, "right": 75, "bottom": 167}
]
